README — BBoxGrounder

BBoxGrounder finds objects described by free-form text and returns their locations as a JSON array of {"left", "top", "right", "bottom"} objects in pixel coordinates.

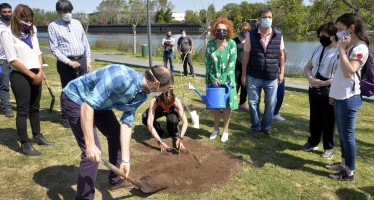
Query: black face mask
[
  {"left": 1, "top": 14, "right": 11, "bottom": 21},
  {"left": 240, "top": 31, "right": 246, "bottom": 38},
  {"left": 320, "top": 35, "right": 332, "bottom": 47},
  {"left": 166, "top": 35, "right": 171, "bottom": 38},
  {"left": 216, "top": 32, "right": 227, "bottom": 40}
]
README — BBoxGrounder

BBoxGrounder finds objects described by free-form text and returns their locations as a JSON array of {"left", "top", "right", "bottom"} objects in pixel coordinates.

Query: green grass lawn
[{"left": 0, "top": 54, "right": 373, "bottom": 199}]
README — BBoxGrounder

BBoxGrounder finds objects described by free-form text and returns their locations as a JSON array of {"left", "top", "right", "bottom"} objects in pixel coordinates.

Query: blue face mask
[{"left": 261, "top": 18, "right": 272, "bottom": 29}]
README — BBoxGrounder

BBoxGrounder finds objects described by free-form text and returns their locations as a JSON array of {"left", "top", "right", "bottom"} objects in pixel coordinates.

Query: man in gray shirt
[
  {"left": 0, "top": 3, "right": 13, "bottom": 117},
  {"left": 177, "top": 29, "right": 195, "bottom": 77}
]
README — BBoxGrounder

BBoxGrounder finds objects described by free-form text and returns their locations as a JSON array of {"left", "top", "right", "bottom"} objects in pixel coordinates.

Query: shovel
[
  {"left": 100, "top": 158, "right": 166, "bottom": 194},
  {"left": 42, "top": 64, "right": 55, "bottom": 113}
]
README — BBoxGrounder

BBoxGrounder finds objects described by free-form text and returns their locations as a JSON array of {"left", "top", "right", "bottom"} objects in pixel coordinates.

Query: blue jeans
[
  {"left": 163, "top": 52, "right": 174, "bottom": 71},
  {"left": 334, "top": 95, "right": 362, "bottom": 172},
  {"left": 0, "top": 61, "right": 11, "bottom": 110},
  {"left": 247, "top": 75, "right": 278, "bottom": 131},
  {"left": 274, "top": 79, "right": 285, "bottom": 115}
]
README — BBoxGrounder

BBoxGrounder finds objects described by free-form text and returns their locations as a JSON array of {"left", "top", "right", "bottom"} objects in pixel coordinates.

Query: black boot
[
  {"left": 32, "top": 134, "right": 54, "bottom": 145},
  {"left": 20, "top": 142, "right": 41, "bottom": 156}
]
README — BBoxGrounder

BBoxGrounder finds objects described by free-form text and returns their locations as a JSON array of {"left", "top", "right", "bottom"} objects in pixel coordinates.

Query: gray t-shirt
[{"left": 177, "top": 36, "right": 193, "bottom": 54}]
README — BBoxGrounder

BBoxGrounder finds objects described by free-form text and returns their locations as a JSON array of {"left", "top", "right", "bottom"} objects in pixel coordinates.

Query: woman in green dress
[{"left": 205, "top": 18, "right": 238, "bottom": 143}]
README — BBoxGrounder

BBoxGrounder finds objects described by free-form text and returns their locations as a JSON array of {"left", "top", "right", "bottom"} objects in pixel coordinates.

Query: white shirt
[
  {"left": 0, "top": 26, "right": 42, "bottom": 70},
  {"left": 329, "top": 43, "right": 369, "bottom": 100},
  {"left": 0, "top": 20, "right": 10, "bottom": 59},
  {"left": 309, "top": 44, "right": 339, "bottom": 87}
]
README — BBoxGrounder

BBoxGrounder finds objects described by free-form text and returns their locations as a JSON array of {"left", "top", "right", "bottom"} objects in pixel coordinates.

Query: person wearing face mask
[
  {"left": 241, "top": 8, "right": 286, "bottom": 137},
  {"left": 162, "top": 30, "right": 175, "bottom": 71},
  {"left": 60, "top": 64, "right": 174, "bottom": 198},
  {"left": 142, "top": 89, "right": 188, "bottom": 152},
  {"left": 326, "top": 13, "right": 370, "bottom": 181},
  {"left": 1, "top": 4, "right": 54, "bottom": 156},
  {"left": 48, "top": 0, "right": 92, "bottom": 128},
  {"left": 233, "top": 22, "right": 251, "bottom": 112},
  {"left": 301, "top": 22, "right": 339, "bottom": 159},
  {"left": 0, "top": 3, "right": 13, "bottom": 118},
  {"left": 205, "top": 18, "right": 237, "bottom": 143},
  {"left": 177, "top": 29, "right": 195, "bottom": 76}
]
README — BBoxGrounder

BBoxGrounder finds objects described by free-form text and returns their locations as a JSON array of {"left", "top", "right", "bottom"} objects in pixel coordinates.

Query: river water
[{"left": 38, "top": 32, "right": 319, "bottom": 73}]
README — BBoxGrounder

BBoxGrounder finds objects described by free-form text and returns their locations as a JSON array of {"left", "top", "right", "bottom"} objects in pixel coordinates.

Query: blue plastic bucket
[{"left": 205, "top": 84, "right": 230, "bottom": 109}]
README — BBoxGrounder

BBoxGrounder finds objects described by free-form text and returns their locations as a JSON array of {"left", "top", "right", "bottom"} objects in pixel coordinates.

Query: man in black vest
[{"left": 241, "top": 8, "right": 285, "bottom": 136}]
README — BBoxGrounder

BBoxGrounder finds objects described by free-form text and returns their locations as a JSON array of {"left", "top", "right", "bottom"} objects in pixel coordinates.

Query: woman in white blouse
[
  {"left": 302, "top": 22, "right": 339, "bottom": 159},
  {"left": 1, "top": 4, "right": 53, "bottom": 156},
  {"left": 326, "top": 13, "right": 370, "bottom": 181}
]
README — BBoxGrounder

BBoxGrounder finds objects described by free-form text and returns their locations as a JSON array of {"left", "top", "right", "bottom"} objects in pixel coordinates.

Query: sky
[{"left": 9, "top": 0, "right": 310, "bottom": 13}]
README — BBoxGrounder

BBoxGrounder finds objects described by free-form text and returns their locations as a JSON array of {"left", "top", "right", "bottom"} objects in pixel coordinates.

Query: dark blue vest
[{"left": 247, "top": 27, "right": 282, "bottom": 80}]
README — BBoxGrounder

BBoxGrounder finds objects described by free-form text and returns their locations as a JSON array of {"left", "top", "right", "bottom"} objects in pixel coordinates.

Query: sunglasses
[{"left": 216, "top": 29, "right": 227, "bottom": 33}]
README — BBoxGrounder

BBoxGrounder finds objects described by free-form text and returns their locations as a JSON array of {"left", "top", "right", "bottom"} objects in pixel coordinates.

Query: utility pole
[{"left": 147, "top": 0, "right": 153, "bottom": 67}]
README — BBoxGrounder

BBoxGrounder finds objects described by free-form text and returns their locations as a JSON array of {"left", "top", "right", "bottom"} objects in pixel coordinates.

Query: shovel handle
[{"left": 100, "top": 158, "right": 142, "bottom": 189}]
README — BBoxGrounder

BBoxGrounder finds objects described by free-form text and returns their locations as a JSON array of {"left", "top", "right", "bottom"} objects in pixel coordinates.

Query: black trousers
[
  {"left": 235, "top": 68, "right": 247, "bottom": 105},
  {"left": 308, "top": 88, "right": 335, "bottom": 150},
  {"left": 10, "top": 69, "right": 41, "bottom": 143},
  {"left": 181, "top": 53, "right": 194, "bottom": 76},
  {"left": 57, "top": 57, "right": 87, "bottom": 120},
  {"left": 142, "top": 107, "right": 180, "bottom": 137}
]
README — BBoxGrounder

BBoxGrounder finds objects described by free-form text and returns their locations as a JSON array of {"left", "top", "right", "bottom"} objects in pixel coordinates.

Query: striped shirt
[
  {"left": 0, "top": 20, "right": 10, "bottom": 59},
  {"left": 63, "top": 64, "right": 147, "bottom": 126},
  {"left": 48, "top": 18, "right": 91, "bottom": 64}
]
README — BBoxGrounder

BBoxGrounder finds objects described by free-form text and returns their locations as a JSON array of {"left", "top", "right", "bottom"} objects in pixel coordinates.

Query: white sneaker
[
  {"left": 210, "top": 130, "right": 219, "bottom": 140},
  {"left": 272, "top": 114, "right": 285, "bottom": 121},
  {"left": 221, "top": 132, "right": 229, "bottom": 142}
]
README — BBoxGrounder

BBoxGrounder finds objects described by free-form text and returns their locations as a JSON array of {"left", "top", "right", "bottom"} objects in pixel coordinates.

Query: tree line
[{"left": 32, "top": 0, "right": 374, "bottom": 41}]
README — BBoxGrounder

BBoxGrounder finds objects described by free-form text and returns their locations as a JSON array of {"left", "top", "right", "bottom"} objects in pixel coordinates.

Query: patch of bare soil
[{"left": 131, "top": 137, "right": 241, "bottom": 194}]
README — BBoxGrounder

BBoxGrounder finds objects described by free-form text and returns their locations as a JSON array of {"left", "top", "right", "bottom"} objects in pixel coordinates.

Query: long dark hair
[{"left": 336, "top": 13, "right": 370, "bottom": 45}]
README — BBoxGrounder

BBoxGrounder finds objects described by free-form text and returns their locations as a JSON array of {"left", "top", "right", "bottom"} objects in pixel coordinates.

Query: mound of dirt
[{"left": 131, "top": 137, "right": 241, "bottom": 194}]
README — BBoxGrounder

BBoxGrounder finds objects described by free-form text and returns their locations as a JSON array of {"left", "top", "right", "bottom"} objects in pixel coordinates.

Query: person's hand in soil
[
  {"left": 159, "top": 141, "right": 171, "bottom": 152},
  {"left": 119, "top": 162, "right": 130, "bottom": 178},
  {"left": 175, "top": 138, "right": 186, "bottom": 151}
]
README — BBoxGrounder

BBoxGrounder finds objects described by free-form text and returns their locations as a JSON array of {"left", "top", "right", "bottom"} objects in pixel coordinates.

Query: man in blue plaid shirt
[
  {"left": 61, "top": 64, "right": 173, "bottom": 199},
  {"left": 48, "top": 0, "right": 91, "bottom": 128}
]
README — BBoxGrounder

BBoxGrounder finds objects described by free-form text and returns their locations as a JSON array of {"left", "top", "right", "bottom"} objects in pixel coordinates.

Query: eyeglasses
[{"left": 216, "top": 29, "right": 227, "bottom": 33}]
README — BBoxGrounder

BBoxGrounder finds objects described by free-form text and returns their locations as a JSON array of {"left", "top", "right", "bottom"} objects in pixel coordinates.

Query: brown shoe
[{"left": 109, "top": 180, "right": 134, "bottom": 191}]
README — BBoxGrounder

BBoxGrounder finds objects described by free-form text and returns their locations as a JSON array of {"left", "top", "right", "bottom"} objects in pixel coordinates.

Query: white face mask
[
  {"left": 62, "top": 13, "right": 72, "bottom": 22},
  {"left": 336, "top": 29, "right": 350, "bottom": 40},
  {"left": 147, "top": 91, "right": 163, "bottom": 97}
]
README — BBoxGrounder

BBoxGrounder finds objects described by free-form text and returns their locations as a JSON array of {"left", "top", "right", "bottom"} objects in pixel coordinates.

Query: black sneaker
[
  {"left": 300, "top": 142, "right": 318, "bottom": 152},
  {"left": 325, "top": 162, "right": 344, "bottom": 171},
  {"left": 261, "top": 128, "right": 271, "bottom": 137},
  {"left": 5, "top": 109, "right": 14, "bottom": 118},
  {"left": 329, "top": 170, "right": 354, "bottom": 181},
  {"left": 61, "top": 119, "right": 70, "bottom": 128},
  {"left": 321, "top": 149, "right": 334, "bottom": 159}
]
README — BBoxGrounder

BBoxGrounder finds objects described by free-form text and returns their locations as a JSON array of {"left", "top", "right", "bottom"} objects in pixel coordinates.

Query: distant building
[{"left": 172, "top": 12, "right": 185, "bottom": 21}]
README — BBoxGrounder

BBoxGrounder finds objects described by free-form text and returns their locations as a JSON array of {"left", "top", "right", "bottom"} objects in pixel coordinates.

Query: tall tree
[
  {"left": 341, "top": 0, "right": 374, "bottom": 29},
  {"left": 96, "top": 0, "right": 126, "bottom": 24},
  {"left": 221, "top": 3, "right": 243, "bottom": 31},
  {"left": 309, "top": 0, "right": 350, "bottom": 31},
  {"left": 184, "top": 10, "right": 200, "bottom": 24},
  {"left": 76, "top": 12, "right": 90, "bottom": 33},
  {"left": 269, "top": 0, "right": 309, "bottom": 41},
  {"left": 239, "top": 2, "right": 267, "bottom": 23},
  {"left": 123, "top": 0, "right": 147, "bottom": 54},
  {"left": 197, "top": 3, "right": 216, "bottom": 53}
]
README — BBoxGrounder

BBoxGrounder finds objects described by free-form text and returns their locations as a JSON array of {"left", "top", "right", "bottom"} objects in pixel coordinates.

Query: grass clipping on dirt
[{"left": 131, "top": 137, "right": 241, "bottom": 194}]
